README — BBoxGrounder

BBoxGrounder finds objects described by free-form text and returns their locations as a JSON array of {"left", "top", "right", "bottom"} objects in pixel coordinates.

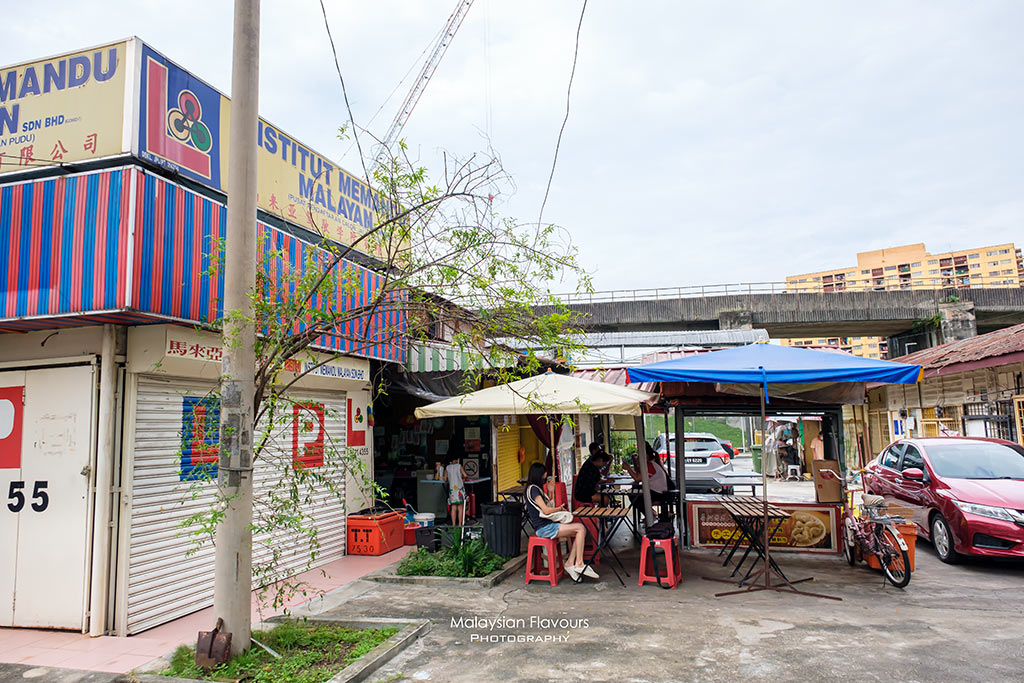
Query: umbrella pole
[
  {"left": 761, "top": 385, "right": 771, "bottom": 589},
  {"left": 549, "top": 419, "right": 557, "bottom": 483},
  {"left": 634, "top": 415, "right": 654, "bottom": 529}
]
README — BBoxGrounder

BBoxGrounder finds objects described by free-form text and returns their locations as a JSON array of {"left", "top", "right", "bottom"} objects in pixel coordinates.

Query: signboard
[
  {"left": 0, "top": 42, "right": 127, "bottom": 174},
  {"left": 687, "top": 501, "right": 840, "bottom": 554},
  {"left": 347, "top": 397, "right": 366, "bottom": 447},
  {"left": 292, "top": 402, "right": 326, "bottom": 469},
  {"left": 0, "top": 386, "right": 24, "bottom": 469},
  {"left": 180, "top": 396, "right": 219, "bottom": 481},
  {"left": 136, "top": 43, "right": 390, "bottom": 254}
]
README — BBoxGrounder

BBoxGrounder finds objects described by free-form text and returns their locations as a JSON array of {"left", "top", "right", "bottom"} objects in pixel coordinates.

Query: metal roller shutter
[{"left": 126, "top": 376, "right": 347, "bottom": 634}]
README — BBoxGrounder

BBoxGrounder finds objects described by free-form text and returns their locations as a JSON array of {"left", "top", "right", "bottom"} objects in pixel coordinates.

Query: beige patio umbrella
[{"left": 415, "top": 371, "right": 660, "bottom": 521}]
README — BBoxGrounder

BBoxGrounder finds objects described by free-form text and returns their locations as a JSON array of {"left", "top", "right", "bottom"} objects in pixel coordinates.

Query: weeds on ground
[{"left": 161, "top": 620, "right": 397, "bottom": 683}]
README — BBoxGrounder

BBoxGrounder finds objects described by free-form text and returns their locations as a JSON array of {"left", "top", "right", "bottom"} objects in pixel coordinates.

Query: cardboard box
[{"left": 812, "top": 460, "right": 843, "bottom": 503}]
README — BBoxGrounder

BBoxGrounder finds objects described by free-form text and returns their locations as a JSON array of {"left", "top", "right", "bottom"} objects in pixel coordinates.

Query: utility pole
[{"left": 215, "top": 0, "right": 260, "bottom": 656}]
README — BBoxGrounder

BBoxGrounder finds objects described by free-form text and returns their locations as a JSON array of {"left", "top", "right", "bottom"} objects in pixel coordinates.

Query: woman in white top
[{"left": 443, "top": 455, "right": 467, "bottom": 526}]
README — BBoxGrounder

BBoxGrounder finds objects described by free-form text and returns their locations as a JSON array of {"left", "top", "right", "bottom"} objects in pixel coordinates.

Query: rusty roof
[{"left": 896, "top": 322, "right": 1024, "bottom": 371}]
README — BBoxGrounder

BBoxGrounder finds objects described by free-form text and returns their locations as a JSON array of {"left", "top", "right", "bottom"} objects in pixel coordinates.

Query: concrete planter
[
  {"left": 135, "top": 617, "right": 429, "bottom": 683},
  {"left": 365, "top": 552, "right": 527, "bottom": 588}
]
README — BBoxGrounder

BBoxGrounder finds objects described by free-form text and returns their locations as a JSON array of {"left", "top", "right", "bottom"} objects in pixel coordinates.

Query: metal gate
[
  {"left": 0, "top": 364, "right": 96, "bottom": 629},
  {"left": 124, "top": 376, "right": 347, "bottom": 634}
]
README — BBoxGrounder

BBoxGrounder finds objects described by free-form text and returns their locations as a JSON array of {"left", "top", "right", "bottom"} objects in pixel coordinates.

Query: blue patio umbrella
[{"left": 626, "top": 343, "right": 922, "bottom": 599}]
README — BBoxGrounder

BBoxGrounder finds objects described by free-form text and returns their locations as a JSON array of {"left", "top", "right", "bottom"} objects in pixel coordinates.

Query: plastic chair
[
  {"left": 525, "top": 536, "right": 565, "bottom": 586},
  {"left": 638, "top": 536, "right": 682, "bottom": 589},
  {"left": 553, "top": 481, "right": 568, "bottom": 509},
  {"left": 786, "top": 465, "right": 802, "bottom": 481}
]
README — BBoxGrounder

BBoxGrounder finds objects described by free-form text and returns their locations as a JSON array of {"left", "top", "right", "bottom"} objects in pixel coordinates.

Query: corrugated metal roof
[{"left": 897, "top": 322, "right": 1024, "bottom": 370}]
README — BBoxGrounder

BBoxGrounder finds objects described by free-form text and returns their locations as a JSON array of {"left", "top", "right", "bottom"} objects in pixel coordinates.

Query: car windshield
[
  {"left": 925, "top": 442, "right": 1024, "bottom": 479},
  {"left": 685, "top": 438, "right": 720, "bottom": 452}
]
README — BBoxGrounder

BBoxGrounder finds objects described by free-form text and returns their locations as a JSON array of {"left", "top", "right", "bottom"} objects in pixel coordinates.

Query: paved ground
[
  {"left": 312, "top": 531, "right": 1024, "bottom": 683},
  {"left": 0, "top": 547, "right": 411, "bottom": 676}
]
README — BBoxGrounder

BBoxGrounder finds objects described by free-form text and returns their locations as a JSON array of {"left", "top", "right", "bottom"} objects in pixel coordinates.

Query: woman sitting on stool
[{"left": 525, "top": 462, "right": 597, "bottom": 581}]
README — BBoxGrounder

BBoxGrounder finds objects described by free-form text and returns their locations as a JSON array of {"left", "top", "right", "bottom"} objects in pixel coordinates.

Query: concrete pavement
[{"left": 321, "top": 537, "right": 1023, "bottom": 682}]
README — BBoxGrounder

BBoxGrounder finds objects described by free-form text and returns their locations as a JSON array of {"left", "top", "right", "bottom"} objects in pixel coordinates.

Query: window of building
[
  {"left": 927, "top": 259, "right": 938, "bottom": 265},
  {"left": 968, "top": 253, "right": 979, "bottom": 259},
  {"left": 928, "top": 269, "right": 938, "bottom": 274},
  {"left": 999, "top": 249, "right": 1010, "bottom": 254},
  {"left": 1001, "top": 259, "right": 1012, "bottom": 264},
  {"left": 990, "top": 261, "right": 999, "bottom": 266},
  {"left": 1003, "top": 269, "right": 1015, "bottom": 275},
  {"left": 884, "top": 265, "right": 897, "bottom": 271},
  {"left": 886, "top": 275, "right": 897, "bottom": 280},
  {"left": 911, "top": 262, "right": 921, "bottom": 267},
  {"left": 798, "top": 278, "right": 807, "bottom": 282},
  {"left": 970, "top": 264, "right": 980, "bottom": 269},
  {"left": 987, "top": 251, "right": 997, "bottom": 256},
  {"left": 861, "top": 269, "right": 870, "bottom": 274},
  {"left": 813, "top": 276, "right": 820, "bottom": 281},
  {"left": 990, "top": 271, "right": 1000, "bottom": 276},
  {"left": 816, "top": 339, "right": 827, "bottom": 344}
]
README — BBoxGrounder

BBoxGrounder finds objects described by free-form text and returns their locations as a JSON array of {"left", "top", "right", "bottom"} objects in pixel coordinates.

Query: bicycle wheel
[
  {"left": 843, "top": 518, "right": 857, "bottom": 566},
  {"left": 878, "top": 526, "right": 911, "bottom": 588}
]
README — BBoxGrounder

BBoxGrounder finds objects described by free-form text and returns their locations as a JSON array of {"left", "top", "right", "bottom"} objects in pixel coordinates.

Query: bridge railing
[{"left": 548, "top": 273, "right": 1022, "bottom": 304}]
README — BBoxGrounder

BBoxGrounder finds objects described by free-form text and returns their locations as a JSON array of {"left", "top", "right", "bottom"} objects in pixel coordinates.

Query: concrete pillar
[
  {"left": 938, "top": 302, "right": 977, "bottom": 344},
  {"left": 719, "top": 310, "right": 753, "bottom": 330}
]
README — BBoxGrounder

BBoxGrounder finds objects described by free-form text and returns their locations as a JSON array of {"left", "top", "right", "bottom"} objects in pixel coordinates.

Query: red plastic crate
[{"left": 347, "top": 511, "right": 405, "bottom": 555}]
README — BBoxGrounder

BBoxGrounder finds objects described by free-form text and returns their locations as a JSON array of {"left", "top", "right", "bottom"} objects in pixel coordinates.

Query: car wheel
[{"left": 930, "top": 513, "right": 960, "bottom": 564}]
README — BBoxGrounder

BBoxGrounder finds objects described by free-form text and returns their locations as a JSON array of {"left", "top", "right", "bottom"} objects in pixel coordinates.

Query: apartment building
[{"left": 781, "top": 242, "right": 1023, "bottom": 359}]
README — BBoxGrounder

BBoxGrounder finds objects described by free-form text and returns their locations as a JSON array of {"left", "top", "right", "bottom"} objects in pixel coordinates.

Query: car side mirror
[{"left": 902, "top": 467, "right": 925, "bottom": 482}]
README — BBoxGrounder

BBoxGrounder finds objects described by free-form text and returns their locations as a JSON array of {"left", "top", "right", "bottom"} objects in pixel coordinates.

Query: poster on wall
[
  {"left": 687, "top": 501, "right": 840, "bottom": 554},
  {"left": 464, "top": 427, "right": 481, "bottom": 453}
]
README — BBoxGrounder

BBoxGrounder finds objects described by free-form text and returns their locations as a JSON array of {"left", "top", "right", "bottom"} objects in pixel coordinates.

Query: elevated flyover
[{"left": 546, "top": 284, "right": 1024, "bottom": 339}]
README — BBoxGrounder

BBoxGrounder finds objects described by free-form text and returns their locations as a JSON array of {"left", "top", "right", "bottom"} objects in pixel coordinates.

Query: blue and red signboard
[
  {"left": 137, "top": 44, "right": 223, "bottom": 190},
  {"left": 180, "top": 395, "right": 219, "bottom": 481}
]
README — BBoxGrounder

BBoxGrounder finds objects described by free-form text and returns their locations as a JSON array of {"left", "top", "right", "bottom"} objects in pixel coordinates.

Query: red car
[{"left": 863, "top": 437, "right": 1024, "bottom": 563}]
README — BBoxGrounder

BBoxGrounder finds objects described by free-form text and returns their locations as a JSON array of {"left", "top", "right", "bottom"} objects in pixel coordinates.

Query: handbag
[{"left": 540, "top": 510, "right": 573, "bottom": 524}]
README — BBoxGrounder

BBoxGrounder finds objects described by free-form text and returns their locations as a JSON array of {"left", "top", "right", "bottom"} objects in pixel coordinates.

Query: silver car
[{"left": 653, "top": 432, "right": 735, "bottom": 493}]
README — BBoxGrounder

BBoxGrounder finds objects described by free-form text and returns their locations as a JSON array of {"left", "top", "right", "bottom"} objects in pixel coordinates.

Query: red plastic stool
[
  {"left": 525, "top": 536, "right": 565, "bottom": 586},
  {"left": 638, "top": 536, "right": 681, "bottom": 589}
]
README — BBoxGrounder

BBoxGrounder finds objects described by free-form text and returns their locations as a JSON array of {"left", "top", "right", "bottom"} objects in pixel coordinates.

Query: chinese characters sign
[{"left": 0, "top": 42, "right": 127, "bottom": 175}]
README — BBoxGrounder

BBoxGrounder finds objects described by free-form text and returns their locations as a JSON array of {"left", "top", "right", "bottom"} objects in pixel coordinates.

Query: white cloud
[{"left": 6, "top": 0, "right": 1023, "bottom": 292}]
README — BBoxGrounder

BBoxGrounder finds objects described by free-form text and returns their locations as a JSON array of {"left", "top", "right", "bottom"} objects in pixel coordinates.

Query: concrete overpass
[{"left": 543, "top": 286, "right": 1024, "bottom": 341}]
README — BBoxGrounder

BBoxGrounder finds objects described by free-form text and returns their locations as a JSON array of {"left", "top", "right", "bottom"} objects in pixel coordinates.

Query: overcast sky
[{"left": 7, "top": 1, "right": 1023, "bottom": 292}]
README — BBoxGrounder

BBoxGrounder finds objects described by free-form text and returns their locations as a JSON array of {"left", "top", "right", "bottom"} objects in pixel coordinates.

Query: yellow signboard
[{"left": 0, "top": 42, "right": 127, "bottom": 174}]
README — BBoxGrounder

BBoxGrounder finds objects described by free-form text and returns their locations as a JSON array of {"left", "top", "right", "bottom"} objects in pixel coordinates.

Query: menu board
[{"left": 687, "top": 501, "right": 840, "bottom": 554}]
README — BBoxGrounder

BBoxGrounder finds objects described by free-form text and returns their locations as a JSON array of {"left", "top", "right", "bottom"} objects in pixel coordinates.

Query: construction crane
[{"left": 379, "top": 0, "right": 475, "bottom": 155}]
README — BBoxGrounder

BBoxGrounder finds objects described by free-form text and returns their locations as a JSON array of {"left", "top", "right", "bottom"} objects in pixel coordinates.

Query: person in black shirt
[{"left": 574, "top": 449, "right": 612, "bottom": 506}]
